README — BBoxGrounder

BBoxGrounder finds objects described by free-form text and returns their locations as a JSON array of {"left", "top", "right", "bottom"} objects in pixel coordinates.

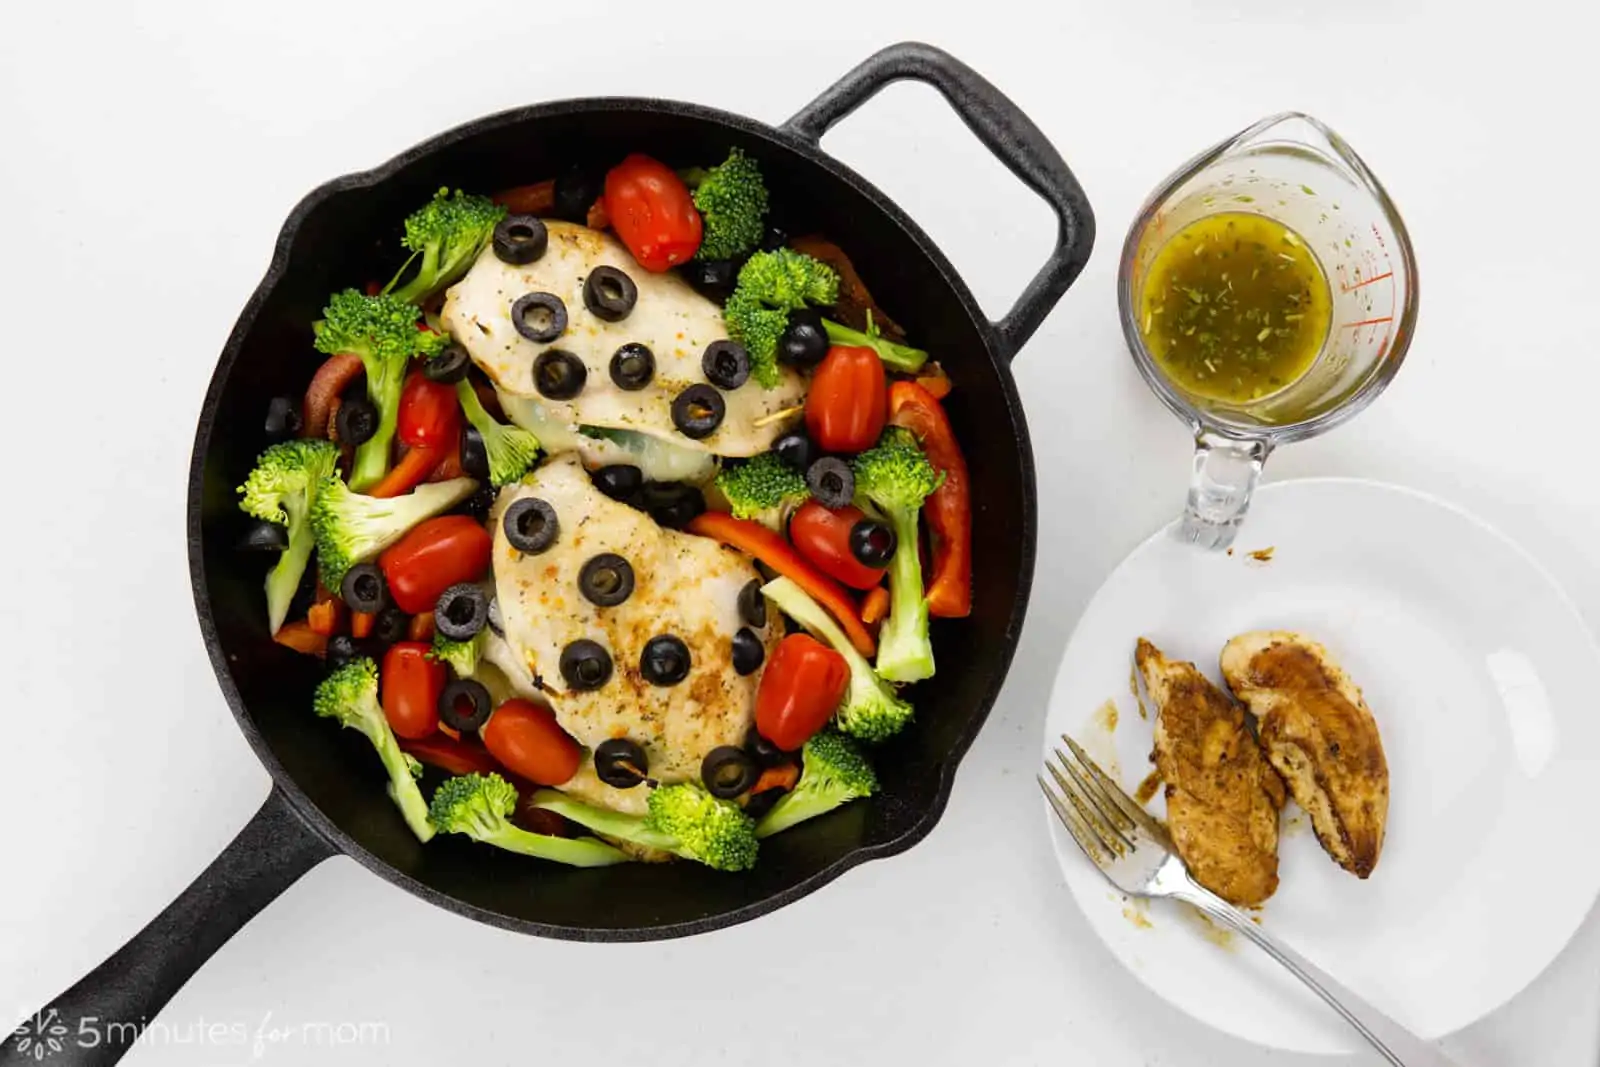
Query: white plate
[{"left": 1040, "top": 478, "right": 1600, "bottom": 1054}]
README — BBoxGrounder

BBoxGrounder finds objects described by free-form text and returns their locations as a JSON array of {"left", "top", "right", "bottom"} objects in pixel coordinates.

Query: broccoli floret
[
  {"left": 529, "top": 782, "right": 759, "bottom": 872},
  {"left": 237, "top": 439, "right": 339, "bottom": 634},
  {"left": 429, "top": 628, "right": 486, "bottom": 677},
  {"left": 311, "top": 473, "right": 478, "bottom": 587},
  {"left": 823, "top": 310, "right": 929, "bottom": 374},
  {"left": 385, "top": 188, "right": 506, "bottom": 306},
  {"left": 313, "top": 290, "right": 448, "bottom": 491},
  {"left": 761, "top": 576, "right": 913, "bottom": 742},
  {"left": 313, "top": 659, "right": 434, "bottom": 842},
  {"left": 692, "top": 148, "right": 768, "bottom": 261},
  {"left": 721, "top": 292, "right": 791, "bottom": 389},
  {"left": 723, "top": 250, "right": 839, "bottom": 388},
  {"left": 455, "top": 379, "right": 540, "bottom": 487},
  {"left": 428, "top": 773, "right": 629, "bottom": 867},
  {"left": 755, "top": 729, "right": 878, "bottom": 838},
  {"left": 854, "top": 427, "right": 944, "bottom": 683},
  {"left": 715, "top": 452, "right": 808, "bottom": 530}
]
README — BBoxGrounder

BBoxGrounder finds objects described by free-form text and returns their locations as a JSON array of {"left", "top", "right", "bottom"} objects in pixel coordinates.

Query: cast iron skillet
[{"left": 7, "top": 42, "right": 1092, "bottom": 1066}]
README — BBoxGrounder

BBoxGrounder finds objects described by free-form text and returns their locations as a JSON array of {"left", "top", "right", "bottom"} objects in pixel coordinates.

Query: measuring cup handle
[{"left": 1179, "top": 434, "right": 1270, "bottom": 551}]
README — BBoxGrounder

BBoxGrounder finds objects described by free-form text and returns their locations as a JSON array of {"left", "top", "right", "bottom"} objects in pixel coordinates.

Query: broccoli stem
[
  {"left": 480, "top": 825, "right": 630, "bottom": 867},
  {"left": 348, "top": 369, "right": 405, "bottom": 492},
  {"left": 365, "top": 720, "right": 435, "bottom": 842},
  {"left": 264, "top": 520, "right": 315, "bottom": 634},
  {"left": 823, "top": 320, "right": 929, "bottom": 373},
  {"left": 755, "top": 791, "right": 827, "bottom": 838},
  {"left": 874, "top": 507, "right": 935, "bottom": 683},
  {"left": 528, "top": 790, "right": 678, "bottom": 851}
]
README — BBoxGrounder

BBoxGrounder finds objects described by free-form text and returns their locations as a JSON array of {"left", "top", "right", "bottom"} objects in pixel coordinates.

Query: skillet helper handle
[
  {"left": 782, "top": 41, "right": 1095, "bottom": 360},
  {"left": 3, "top": 788, "right": 334, "bottom": 1067}
]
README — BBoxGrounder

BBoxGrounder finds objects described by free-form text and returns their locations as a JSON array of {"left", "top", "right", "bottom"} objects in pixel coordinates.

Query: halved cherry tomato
[
  {"left": 378, "top": 515, "right": 493, "bottom": 614},
  {"left": 398, "top": 371, "right": 460, "bottom": 450},
  {"left": 482, "top": 699, "right": 582, "bottom": 786},
  {"left": 603, "top": 154, "right": 702, "bottom": 271},
  {"left": 889, "top": 381, "right": 971, "bottom": 618},
  {"left": 756, "top": 634, "right": 850, "bottom": 751},
  {"left": 789, "top": 500, "right": 888, "bottom": 590},
  {"left": 381, "top": 641, "right": 445, "bottom": 740},
  {"left": 400, "top": 732, "right": 503, "bottom": 777},
  {"left": 806, "top": 345, "right": 887, "bottom": 453}
]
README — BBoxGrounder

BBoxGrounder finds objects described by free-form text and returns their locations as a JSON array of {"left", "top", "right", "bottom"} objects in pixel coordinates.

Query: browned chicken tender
[
  {"left": 1221, "top": 631, "right": 1389, "bottom": 879},
  {"left": 1137, "top": 638, "right": 1285, "bottom": 906}
]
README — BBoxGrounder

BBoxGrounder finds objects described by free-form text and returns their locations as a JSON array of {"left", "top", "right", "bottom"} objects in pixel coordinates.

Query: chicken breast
[
  {"left": 1137, "top": 638, "right": 1285, "bottom": 906},
  {"left": 1221, "top": 631, "right": 1389, "bottom": 879},
  {"left": 441, "top": 222, "right": 806, "bottom": 458},
  {"left": 492, "top": 454, "right": 778, "bottom": 796}
]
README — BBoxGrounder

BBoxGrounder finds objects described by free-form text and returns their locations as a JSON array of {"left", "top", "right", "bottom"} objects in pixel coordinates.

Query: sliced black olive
[
  {"left": 493, "top": 215, "right": 548, "bottom": 265},
  {"left": 373, "top": 605, "right": 409, "bottom": 644},
  {"left": 772, "top": 430, "right": 817, "bottom": 472},
  {"left": 806, "top": 457, "right": 855, "bottom": 509},
  {"left": 592, "top": 463, "right": 644, "bottom": 501},
  {"left": 737, "top": 578, "right": 767, "bottom": 629},
  {"left": 325, "top": 634, "right": 363, "bottom": 671},
  {"left": 553, "top": 165, "right": 600, "bottom": 223},
  {"left": 340, "top": 563, "right": 389, "bottom": 614},
  {"left": 335, "top": 396, "right": 379, "bottom": 446},
  {"left": 459, "top": 483, "right": 497, "bottom": 523},
  {"left": 702, "top": 745, "right": 758, "bottom": 799},
  {"left": 560, "top": 639, "right": 613, "bottom": 691},
  {"left": 680, "top": 257, "right": 739, "bottom": 302},
  {"left": 579, "top": 553, "right": 635, "bottom": 607},
  {"left": 608, "top": 343, "right": 655, "bottom": 391},
  {"left": 850, "top": 519, "right": 898, "bottom": 568},
  {"left": 760, "top": 225, "right": 791, "bottom": 252},
  {"left": 640, "top": 634, "right": 691, "bottom": 686},
  {"left": 583, "top": 266, "right": 638, "bottom": 322},
  {"left": 460, "top": 425, "right": 491, "bottom": 481},
  {"left": 486, "top": 595, "right": 505, "bottom": 636},
  {"left": 731, "top": 627, "right": 765, "bottom": 676},
  {"left": 671, "top": 384, "right": 725, "bottom": 440},
  {"left": 745, "top": 728, "right": 789, "bottom": 766},
  {"left": 594, "top": 738, "right": 648, "bottom": 789},
  {"left": 702, "top": 340, "right": 751, "bottom": 390},
  {"left": 511, "top": 292, "right": 568, "bottom": 344},
  {"left": 533, "top": 349, "right": 587, "bottom": 400},
  {"left": 435, "top": 582, "right": 488, "bottom": 640},
  {"left": 423, "top": 344, "right": 472, "bottom": 384},
  {"left": 264, "top": 396, "right": 301, "bottom": 442},
  {"left": 779, "top": 308, "right": 829, "bottom": 369},
  {"left": 438, "top": 678, "right": 493, "bottom": 732},
  {"left": 634, "top": 481, "right": 705, "bottom": 529},
  {"left": 503, "top": 497, "right": 559, "bottom": 554},
  {"left": 237, "top": 519, "right": 288, "bottom": 553}
]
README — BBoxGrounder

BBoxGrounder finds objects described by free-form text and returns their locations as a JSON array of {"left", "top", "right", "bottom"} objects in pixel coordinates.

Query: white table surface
[{"left": 4, "top": 2, "right": 1597, "bottom": 1064}]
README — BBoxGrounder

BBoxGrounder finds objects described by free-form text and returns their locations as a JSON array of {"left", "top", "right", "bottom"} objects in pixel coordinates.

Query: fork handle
[{"left": 1181, "top": 888, "right": 1464, "bottom": 1067}]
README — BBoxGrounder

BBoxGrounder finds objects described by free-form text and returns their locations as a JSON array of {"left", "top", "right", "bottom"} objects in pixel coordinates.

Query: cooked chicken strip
[
  {"left": 1137, "top": 638, "right": 1284, "bottom": 906},
  {"left": 1221, "top": 631, "right": 1389, "bottom": 879}
]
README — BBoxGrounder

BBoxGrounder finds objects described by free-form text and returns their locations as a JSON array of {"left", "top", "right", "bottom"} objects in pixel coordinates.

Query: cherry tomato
[
  {"left": 378, "top": 515, "right": 493, "bottom": 614},
  {"left": 603, "top": 154, "right": 702, "bottom": 271},
  {"left": 789, "top": 500, "right": 888, "bottom": 591},
  {"left": 805, "top": 345, "right": 887, "bottom": 453},
  {"left": 381, "top": 641, "right": 445, "bottom": 740},
  {"left": 397, "top": 370, "right": 460, "bottom": 450},
  {"left": 482, "top": 699, "right": 582, "bottom": 785},
  {"left": 756, "top": 634, "right": 850, "bottom": 751},
  {"left": 400, "top": 732, "right": 503, "bottom": 776}
]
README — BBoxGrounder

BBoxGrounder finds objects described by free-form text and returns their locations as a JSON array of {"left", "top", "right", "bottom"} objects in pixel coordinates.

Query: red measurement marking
[
  {"left": 1341, "top": 316, "right": 1394, "bottom": 329},
  {"left": 1341, "top": 270, "right": 1393, "bottom": 293}
]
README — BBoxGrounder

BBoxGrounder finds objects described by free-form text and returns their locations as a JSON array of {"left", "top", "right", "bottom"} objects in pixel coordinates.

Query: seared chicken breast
[
  {"left": 441, "top": 223, "right": 806, "bottom": 459},
  {"left": 1137, "top": 639, "right": 1285, "bottom": 906},
  {"left": 1221, "top": 631, "right": 1389, "bottom": 879},
  {"left": 492, "top": 455, "right": 779, "bottom": 798}
]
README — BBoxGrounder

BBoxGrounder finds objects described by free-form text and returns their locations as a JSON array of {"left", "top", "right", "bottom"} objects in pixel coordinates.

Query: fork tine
[
  {"left": 1037, "top": 774, "right": 1109, "bottom": 867},
  {"left": 1047, "top": 752, "right": 1131, "bottom": 855},
  {"left": 1055, "top": 744, "right": 1136, "bottom": 834},
  {"left": 1061, "top": 734, "right": 1168, "bottom": 840},
  {"left": 1051, "top": 748, "right": 1135, "bottom": 852}
]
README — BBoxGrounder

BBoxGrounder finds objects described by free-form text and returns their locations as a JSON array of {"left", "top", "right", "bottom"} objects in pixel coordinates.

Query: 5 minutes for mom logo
[{"left": 10, "top": 1009, "right": 68, "bottom": 1061}]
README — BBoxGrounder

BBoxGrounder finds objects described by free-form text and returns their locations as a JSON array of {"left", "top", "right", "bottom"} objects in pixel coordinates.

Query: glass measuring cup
[{"left": 1119, "top": 112, "right": 1418, "bottom": 550}]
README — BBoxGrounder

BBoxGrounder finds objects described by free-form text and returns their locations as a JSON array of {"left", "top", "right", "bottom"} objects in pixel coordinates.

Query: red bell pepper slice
[
  {"left": 368, "top": 444, "right": 440, "bottom": 499},
  {"left": 686, "top": 511, "right": 877, "bottom": 657},
  {"left": 888, "top": 381, "right": 972, "bottom": 618},
  {"left": 399, "top": 733, "right": 504, "bottom": 777}
]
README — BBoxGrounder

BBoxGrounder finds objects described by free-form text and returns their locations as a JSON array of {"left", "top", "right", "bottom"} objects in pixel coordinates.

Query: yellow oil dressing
[{"left": 1138, "top": 212, "right": 1331, "bottom": 404}]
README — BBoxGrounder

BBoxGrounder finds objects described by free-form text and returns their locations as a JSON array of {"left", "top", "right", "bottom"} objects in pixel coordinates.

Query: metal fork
[{"left": 1040, "top": 735, "right": 1462, "bottom": 1067}]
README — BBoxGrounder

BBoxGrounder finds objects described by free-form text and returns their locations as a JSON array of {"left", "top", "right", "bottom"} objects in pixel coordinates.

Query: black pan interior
[{"left": 192, "top": 99, "right": 1035, "bottom": 939}]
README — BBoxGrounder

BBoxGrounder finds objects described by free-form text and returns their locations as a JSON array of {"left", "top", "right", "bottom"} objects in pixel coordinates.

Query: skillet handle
[
  {"left": 3, "top": 788, "right": 334, "bottom": 1066},
  {"left": 782, "top": 41, "right": 1096, "bottom": 360}
]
